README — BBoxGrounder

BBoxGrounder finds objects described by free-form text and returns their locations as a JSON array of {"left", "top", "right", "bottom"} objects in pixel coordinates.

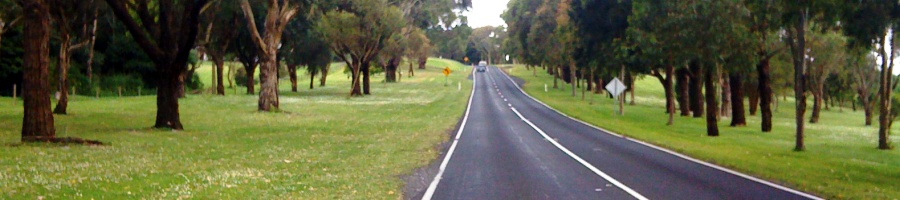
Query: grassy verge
[
  {"left": 0, "top": 58, "right": 472, "bottom": 199},
  {"left": 505, "top": 65, "right": 899, "bottom": 199}
]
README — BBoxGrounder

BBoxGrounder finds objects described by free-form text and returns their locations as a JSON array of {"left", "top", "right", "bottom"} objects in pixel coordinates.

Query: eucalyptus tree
[
  {"left": 318, "top": 0, "right": 405, "bottom": 96},
  {"left": 842, "top": 0, "right": 900, "bottom": 150},
  {"left": 18, "top": 0, "right": 55, "bottom": 141},
  {"left": 502, "top": 0, "right": 544, "bottom": 70},
  {"left": 239, "top": 0, "right": 312, "bottom": 111},
  {"left": 744, "top": 0, "right": 784, "bottom": 132},
  {"left": 103, "top": 0, "right": 209, "bottom": 130},
  {"left": 199, "top": 0, "right": 241, "bottom": 96},
  {"left": 778, "top": 0, "right": 843, "bottom": 150},
  {"left": 529, "top": 0, "right": 561, "bottom": 88},
  {"left": 806, "top": 31, "right": 848, "bottom": 123},
  {"left": 49, "top": 0, "right": 98, "bottom": 114}
]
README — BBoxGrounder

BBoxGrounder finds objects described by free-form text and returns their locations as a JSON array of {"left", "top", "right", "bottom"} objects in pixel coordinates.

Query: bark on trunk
[
  {"left": 748, "top": 88, "right": 759, "bottom": 115},
  {"left": 553, "top": 65, "right": 559, "bottom": 89},
  {"left": 810, "top": 84, "right": 823, "bottom": 123},
  {"left": 53, "top": 39, "right": 71, "bottom": 115},
  {"left": 245, "top": 64, "right": 257, "bottom": 94},
  {"left": 320, "top": 65, "right": 328, "bottom": 87},
  {"left": 730, "top": 73, "right": 746, "bottom": 126},
  {"left": 720, "top": 75, "right": 731, "bottom": 118},
  {"left": 664, "top": 65, "right": 676, "bottom": 125},
  {"left": 861, "top": 91, "right": 873, "bottom": 126},
  {"left": 214, "top": 58, "right": 225, "bottom": 95},
  {"left": 704, "top": 63, "right": 719, "bottom": 136},
  {"left": 790, "top": 14, "right": 807, "bottom": 151},
  {"left": 154, "top": 69, "right": 184, "bottom": 129},
  {"left": 676, "top": 68, "right": 690, "bottom": 116},
  {"left": 309, "top": 70, "right": 315, "bottom": 89},
  {"left": 21, "top": 0, "right": 56, "bottom": 141},
  {"left": 758, "top": 54, "right": 774, "bottom": 132},
  {"left": 689, "top": 61, "right": 704, "bottom": 118},
  {"left": 385, "top": 56, "right": 400, "bottom": 83},
  {"left": 570, "top": 62, "right": 576, "bottom": 97},
  {"left": 350, "top": 61, "right": 363, "bottom": 96},
  {"left": 362, "top": 62, "right": 371, "bottom": 95},
  {"left": 417, "top": 57, "right": 427, "bottom": 69},
  {"left": 258, "top": 54, "right": 279, "bottom": 111},
  {"left": 288, "top": 64, "right": 298, "bottom": 92}
]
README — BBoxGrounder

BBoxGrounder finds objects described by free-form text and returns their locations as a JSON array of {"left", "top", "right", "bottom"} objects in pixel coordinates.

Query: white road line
[
  {"left": 421, "top": 68, "right": 477, "bottom": 200},
  {"left": 509, "top": 107, "right": 648, "bottom": 200},
  {"left": 495, "top": 67, "right": 824, "bottom": 200}
]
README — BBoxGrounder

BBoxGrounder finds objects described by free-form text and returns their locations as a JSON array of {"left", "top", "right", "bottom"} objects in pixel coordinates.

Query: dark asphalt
[{"left": 424, "top": 66, "right": 820, "bottom": 200}]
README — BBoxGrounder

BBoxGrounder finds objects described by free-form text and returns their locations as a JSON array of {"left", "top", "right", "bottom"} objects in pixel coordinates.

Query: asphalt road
[{"left": 420, "top": 66, "right": 820, "bottom": 200}]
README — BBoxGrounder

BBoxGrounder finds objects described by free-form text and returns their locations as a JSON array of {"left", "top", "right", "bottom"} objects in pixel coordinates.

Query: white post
[
  {"left": 458, "top": 82, "right": 461, "bottom": 91},
  {"left": 544, "top": 84, "right": 548, "bottom": 92}
]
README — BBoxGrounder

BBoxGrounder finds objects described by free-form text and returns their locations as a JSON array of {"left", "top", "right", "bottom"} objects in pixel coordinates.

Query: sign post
[
  {"left": 605, "top": 77, "right": 626, "bottom": 115},
  {"left": 443, "top": 67, "right": 452, "bottom": 86}
]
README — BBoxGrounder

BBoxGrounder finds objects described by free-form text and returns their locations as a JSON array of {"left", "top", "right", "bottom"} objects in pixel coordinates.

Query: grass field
[
  {"left": 504, "top": 65, "right": 900, "bottom": 199},
  {"left": 0, "top": 58, "right": 472, "bottom": 199}
]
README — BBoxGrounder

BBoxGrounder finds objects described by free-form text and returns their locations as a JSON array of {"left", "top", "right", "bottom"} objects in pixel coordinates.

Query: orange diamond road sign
[{"left": 443, "top": 67, "right": 452, "bottom": 76}]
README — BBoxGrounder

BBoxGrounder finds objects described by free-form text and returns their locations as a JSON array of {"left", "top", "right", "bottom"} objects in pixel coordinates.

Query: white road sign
[{"left": 605, "top": 78, "right": 626, "bottom": 97}]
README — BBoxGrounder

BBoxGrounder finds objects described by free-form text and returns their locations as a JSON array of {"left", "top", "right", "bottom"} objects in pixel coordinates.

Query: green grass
[
  {"left": 505, "top": 65, "right": 900, "bottom": 200},
  {"left": 0, "top": 58, "right": 472, "bottom": 199}
]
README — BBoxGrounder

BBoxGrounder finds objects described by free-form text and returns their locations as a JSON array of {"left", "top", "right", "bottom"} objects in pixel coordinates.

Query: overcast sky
[{"left": 464, "top": 0, "right": 510, "bottom": 28}]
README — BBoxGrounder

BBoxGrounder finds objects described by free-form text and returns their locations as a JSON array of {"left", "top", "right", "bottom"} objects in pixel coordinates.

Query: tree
[
  {"left": 842, "top": 0, "right": 900, "bottom": 150},
  {"left": 780, "top": 0, "right": 841, "bottom": 151},
  {"left": 19, "top": 0, "right": 55, "bottom": 141},
  {"left": 49, "top": 0, "right": 96, "bottom": 114},
  {"left": 103, "top": 0, "right": 210, "bottom": 130},
  {"left": 239, "top": 0, "right": 305, "bottom": 111},
  {"left": 199, "top": 1, "right": 240, "bottom": 96},
  {"left": 318, "top": 0, "right": 404, "bottom": 96},
  {"left": 744, "top": 0, "right": 784, "bottom": 131},
  {"left": 806, "top": 30, "right": 847, "bottom": 123}
]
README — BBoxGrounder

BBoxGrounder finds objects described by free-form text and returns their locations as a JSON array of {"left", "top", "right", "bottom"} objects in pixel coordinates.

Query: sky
[{"left": 464, "top": 0, "right": 510, "bottom": 28}]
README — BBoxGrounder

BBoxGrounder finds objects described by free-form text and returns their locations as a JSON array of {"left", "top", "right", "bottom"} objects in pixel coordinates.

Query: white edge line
[
  {"left": 510, "top": 107, "right": 648, "bottom": 200},
  {"left": 496, "top": 68, "right": 824, "bottom": 200},
  {"left": 421, "top": 67, "right": 477, "bottom": 200}
]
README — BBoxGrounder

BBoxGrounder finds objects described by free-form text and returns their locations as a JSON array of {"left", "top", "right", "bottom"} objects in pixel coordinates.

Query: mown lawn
[
  {"left": 0, "top": 58, "right": 472, "bottom": 199},
  {"left": 504, "top": 65, "right": 900, "bottom": 200}
]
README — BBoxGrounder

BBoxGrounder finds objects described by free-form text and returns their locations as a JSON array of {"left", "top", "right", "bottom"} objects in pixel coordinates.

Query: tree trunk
[
  {"left": 553, "top": 65, "right": 559, "bottom": 89},
  {"left": 665, "top": 65, "right": 676, "bottom": 125},
  {"left": 810, "top": 84, "right": 823, "bottom": 123},
  {"left": 629, "top": 72, "right": 636, "bottom": 105},
  {"left": 258, "top": 54, "right": 279, "bottom": 111},
  {"left": 350, "top": 61, "right": 363, "bottom": 96},
  {"left": 320, "top": 65, "right": 328, "bottom": 87},
  {"left": 704, "top": 63, "right": 719, "bottom": 136},
  {"left": 730, "top": 73, "right": 746, "bottom": 127},
  {"left": 288, "top": 64, "right": 298, "bottom": 92},
  {"left": 570, "top": 62, "right": 576, "bottom": 97},
  {"left": 748, "top": 88, "right": 759, "bottom": 116},
  {"left": 21, "top": 0, "right": 56, "bottom": 142},
  {"left": 153, "top": 68, "right": 184, "bottom": 129},
  {"left": 861, "top": 91, "right": 873, "bottom": 126},
  {"left": 878, "top": 44, "right": 894, "bottom": 150},
  {"left": 53, "top": 39, "right": 72, "bottom": 115},
  {"left": 417, "top": 57, "right": 427, "bottom": 69},
  {"left": 407, "top": 60, "right": 414, "bottom": 77},
  {"left": 720, "top": 74, "right": 731, "bottom": 118},
  {"left": 309, "top": 70, "right": 315, "bottom": 89},
  {"left": 676, "top": 68, "right": 690, "bottom": 116},
  {"left": 362, "top": 62, "right": 371, "bottom": 95},
  {"left": 790, "top": 14, "right": 808, "bottom": 151},
  {"left": 758, "top": 54, "right": 774, "bottom": 132},
  {"left": 214, "top": 58, "right": 225, "bottom": 95},
  {"left": 245, "top": 64, "right": 257, "bottom": 94},
  {"left": 689, "top": 61, "right": 704, "bottom": 118},
  {"left": 177, "top": 67, "right": 187, "bottom": 98},
  {"left": 386, "top": 56, "right": 400, "bottom": 83}
]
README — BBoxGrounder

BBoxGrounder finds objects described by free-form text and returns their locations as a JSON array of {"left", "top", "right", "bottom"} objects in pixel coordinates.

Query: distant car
[{"left": 477, "top": 61, "right": 487, "bottom": 72}]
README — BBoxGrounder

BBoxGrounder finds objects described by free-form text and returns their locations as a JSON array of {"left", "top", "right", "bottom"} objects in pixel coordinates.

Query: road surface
[{"left": 418, "top": 66, "right": 820, "bottom": 200}]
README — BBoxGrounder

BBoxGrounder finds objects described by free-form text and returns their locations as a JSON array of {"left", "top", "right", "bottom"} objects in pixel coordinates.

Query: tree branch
[
  {"left": 240, "top": 0, "right": 268, "bottom": 52},
  {"left": 103, "top": 0, "right": 165, "bottom": 61}
]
